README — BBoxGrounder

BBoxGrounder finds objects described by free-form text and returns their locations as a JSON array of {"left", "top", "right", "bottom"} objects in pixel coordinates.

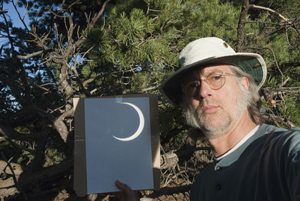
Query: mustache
[{"left": 194, "top": 99, "right": 220, "bottom": 113}]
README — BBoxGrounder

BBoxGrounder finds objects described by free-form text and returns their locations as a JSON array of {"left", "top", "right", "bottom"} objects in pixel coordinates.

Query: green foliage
[
  {"left": 264, "top": 76, "right": 279, "bottom": 88},
  {"left": 115, "top": 9, "right": 154, "bottom": 46},
  {"left": 44, "top": 147, "right": 67, "bottom": 167},
  {"left": 16, "top": 143, "right": 36, "bottom": 165},
  {"left": 82, "top": 0, "right": 300, "bottom": 137},
  {"left": 277, "top": 94, "right": 300, "bottom": 125}
]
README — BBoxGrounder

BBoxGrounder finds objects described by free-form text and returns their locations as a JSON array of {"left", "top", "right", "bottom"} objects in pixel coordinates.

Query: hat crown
[{"left": 179, "top": 37, "right": 235, "bottom": 68}]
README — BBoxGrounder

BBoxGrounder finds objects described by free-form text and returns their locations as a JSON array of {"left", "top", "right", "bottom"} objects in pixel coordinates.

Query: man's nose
[{"left": 198, "top": 80, "right": 212, "bottom": 98}]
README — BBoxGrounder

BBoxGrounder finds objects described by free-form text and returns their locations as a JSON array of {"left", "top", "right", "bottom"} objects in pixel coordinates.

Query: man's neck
[{"left": 208, "top": 113, "right": 257, "bottom": 157}]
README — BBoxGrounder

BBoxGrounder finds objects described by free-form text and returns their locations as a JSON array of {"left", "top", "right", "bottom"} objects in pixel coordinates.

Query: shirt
[
  {"left": 215, "top": 125, "right": 259, "bottom": 161},
  {"left": 190, "top": 124, "right": 300, "bottom": 201}
]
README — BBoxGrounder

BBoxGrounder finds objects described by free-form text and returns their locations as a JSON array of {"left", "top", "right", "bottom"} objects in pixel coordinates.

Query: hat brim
[{"left": 159, "top": 53, "right": 267, "bottom": 105}]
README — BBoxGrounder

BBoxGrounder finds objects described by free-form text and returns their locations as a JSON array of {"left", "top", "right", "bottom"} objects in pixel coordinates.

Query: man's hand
[{"left": 114, "top": 180, "right": 140, "bottom": 201}]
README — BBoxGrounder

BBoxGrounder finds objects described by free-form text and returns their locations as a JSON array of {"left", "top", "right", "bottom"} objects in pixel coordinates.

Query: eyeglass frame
[{"left": 181, "top": 71, "right": 236, "bottom": 97}]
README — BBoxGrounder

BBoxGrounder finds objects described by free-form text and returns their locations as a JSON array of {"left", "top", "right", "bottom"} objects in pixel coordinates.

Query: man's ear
[{"left": 241, "top": 76, "right": 250, "bottom": 91}]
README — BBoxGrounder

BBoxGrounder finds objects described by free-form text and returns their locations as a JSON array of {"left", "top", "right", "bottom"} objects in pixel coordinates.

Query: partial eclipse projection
[{"left": 112, "top": 102, "right": 145, "bottom": 141}]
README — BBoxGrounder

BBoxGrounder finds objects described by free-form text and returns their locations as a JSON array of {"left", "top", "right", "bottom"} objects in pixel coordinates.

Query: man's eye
[
  {"left": 210, "top": 75, "right": 222, "bottom": 81},
  {"left": 188, "top": 82, "right": 200, "bottom": 88}
]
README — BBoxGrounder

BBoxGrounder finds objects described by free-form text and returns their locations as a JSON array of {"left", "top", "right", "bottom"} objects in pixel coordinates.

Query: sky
[
  {"left": 4, "top": 1, "right": 30, "bottom": 28},
  {"left": 0, "top": 2, "right": 30, "bottom": 47}
]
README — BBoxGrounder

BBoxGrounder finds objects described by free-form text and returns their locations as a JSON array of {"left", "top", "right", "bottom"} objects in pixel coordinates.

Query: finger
[
  {"left": 115, "top": 180, "right": 132, "bottom": 193},
  {"left": 115, "top": 180, "right": 140, "bottom": 200}
]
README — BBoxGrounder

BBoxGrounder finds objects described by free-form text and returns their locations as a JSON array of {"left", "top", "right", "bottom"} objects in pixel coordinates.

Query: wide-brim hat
[{"left": 159, "top": 37, "right": 267, "bottom": 105}]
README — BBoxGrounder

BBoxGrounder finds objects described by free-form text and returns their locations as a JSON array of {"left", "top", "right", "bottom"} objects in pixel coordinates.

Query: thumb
[
  {"left": 115, "top": 180, "right": 140, "bottom": 200},
  {"left": 115, "top": 180, "right": 132, "bottom": 193}
]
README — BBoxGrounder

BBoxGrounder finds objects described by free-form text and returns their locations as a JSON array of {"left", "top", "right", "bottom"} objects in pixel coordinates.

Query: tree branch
[
  {"left": 53, "top": 109, "right": 74, "bottom": 142},
  {"left": 11, "top": 0, "right": 30, "bottom": 32},
  {"left": 236, "top": 0, "right": 250, "bottom": 52},
  {"left": 17, "top": 50, "right": 43, "bottom": 59},
  {"left": 249, "top": 4, "right": 290, "bottom": 23}
]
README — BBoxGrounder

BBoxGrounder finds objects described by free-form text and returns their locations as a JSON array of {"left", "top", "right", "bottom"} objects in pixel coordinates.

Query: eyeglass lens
[{"left": 182, "top": 72, "right": 226, "bottom": 96}]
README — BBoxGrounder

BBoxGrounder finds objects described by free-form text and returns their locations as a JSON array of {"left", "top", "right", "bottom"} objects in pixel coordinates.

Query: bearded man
[{"left": 114, "top": 37, "right": 300, "bottom": 201}]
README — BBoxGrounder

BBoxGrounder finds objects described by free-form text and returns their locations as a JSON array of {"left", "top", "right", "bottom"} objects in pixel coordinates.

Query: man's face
[{"left": 182, "top": 64, "right": 249, "bottom": 139}]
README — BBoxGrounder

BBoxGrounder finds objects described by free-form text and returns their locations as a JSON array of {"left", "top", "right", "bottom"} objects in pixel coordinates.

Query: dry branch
[
  {"left": 53, "top": 109, "right": 74, "bottom": 142},
  {"left": 16, "top": 50, "right": 44, "bottom": 60},
  {"left": 237, "top": 0, "right": 293, "bottom": 52},
  {"left": 249, "top": 4, "right": 290, "bottom": 23},
  {"left": 17, "top": 159, "right": 73, "bottom": 193},
  {"left": 161, "top": 147, "right": 211, "bottom": 170},
  {"left": 0, "top": 160, "right": 23, "bottom": 199},
  {"left": 262, "top": 114, "right": 296, "bottom": 128},
  {"left": 0, "top": 161, "right": 23, "bottom": 178}
]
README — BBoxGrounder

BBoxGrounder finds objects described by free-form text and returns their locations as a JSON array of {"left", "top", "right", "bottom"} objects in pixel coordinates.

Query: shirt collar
[{"left": 215, "top": 125, "right": 260, "bottom": 161}]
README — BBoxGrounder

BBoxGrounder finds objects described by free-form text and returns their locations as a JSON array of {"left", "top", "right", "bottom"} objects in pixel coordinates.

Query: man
[{"left": 115, "top": 37, "right": 300, "bottom": 201}]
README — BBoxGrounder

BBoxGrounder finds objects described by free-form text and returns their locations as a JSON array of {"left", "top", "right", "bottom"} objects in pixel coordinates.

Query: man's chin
[{"left": 198, "top": 117, "right": 231, "bottom": 134}]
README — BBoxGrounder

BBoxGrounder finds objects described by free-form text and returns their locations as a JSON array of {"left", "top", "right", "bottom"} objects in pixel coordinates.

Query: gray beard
[{"left": 183, "top": 89, "right": 249, "bottom": 140}]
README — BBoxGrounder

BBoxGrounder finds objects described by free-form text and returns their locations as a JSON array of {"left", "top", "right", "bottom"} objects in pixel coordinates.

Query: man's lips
[{"left": 202, "top": 105, "right": 219, "bottom": 114}]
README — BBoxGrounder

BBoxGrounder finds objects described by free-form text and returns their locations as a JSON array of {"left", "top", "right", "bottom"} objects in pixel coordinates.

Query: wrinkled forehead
[{"left": 182, "top": 64, "right": 232, "bottom": 80}]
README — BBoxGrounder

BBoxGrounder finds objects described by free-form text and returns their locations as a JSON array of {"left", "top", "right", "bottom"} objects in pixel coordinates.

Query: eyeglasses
[{"left": 181, "top": 72, "right": 235, "bottom": 96}]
